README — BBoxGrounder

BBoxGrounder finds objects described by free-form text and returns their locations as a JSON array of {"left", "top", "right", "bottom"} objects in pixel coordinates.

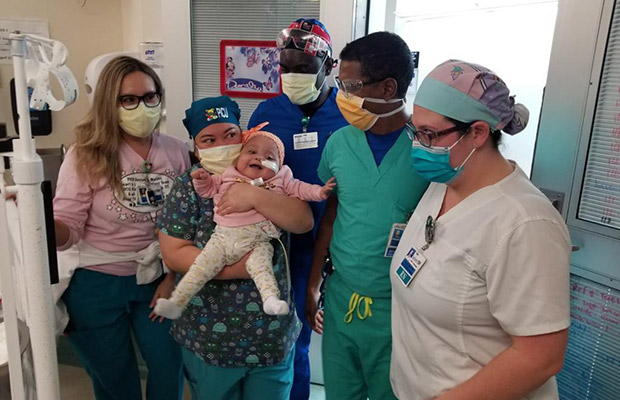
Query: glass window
[{"left": 370, "top": 0, "right": 558, "bottom": 176}]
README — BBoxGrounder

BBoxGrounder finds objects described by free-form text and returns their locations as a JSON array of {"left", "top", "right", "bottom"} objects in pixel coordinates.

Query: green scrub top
[{"left": 318, "top": 125, "right": 429, "bottom": 298}]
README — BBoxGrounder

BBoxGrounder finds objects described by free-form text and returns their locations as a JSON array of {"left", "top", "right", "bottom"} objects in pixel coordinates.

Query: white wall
[
  {"left": 159, "top": 0, "right": 192, "bottom": 142},
  {"left": 320, "top": 0, "right": 355, "bottom": 83},
  {"left": 368, "top": 0, "right": 397, "bottom": 33},
  {"left": 121, "top": 0, "right": 163, "bottom": 52},
  {"left": 321, "top": 0, "right": 355, "bottom": 57}
]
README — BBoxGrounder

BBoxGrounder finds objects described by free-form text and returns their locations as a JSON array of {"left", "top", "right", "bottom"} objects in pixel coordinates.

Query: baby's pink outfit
[{"left": 158, "top": 164, "right": 325, "bottom": 318}]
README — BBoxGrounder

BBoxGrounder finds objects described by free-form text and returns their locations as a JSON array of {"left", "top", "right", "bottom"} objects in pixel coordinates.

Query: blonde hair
[{"left": 73, "top": 56, "right": 163, "bottom": 194}]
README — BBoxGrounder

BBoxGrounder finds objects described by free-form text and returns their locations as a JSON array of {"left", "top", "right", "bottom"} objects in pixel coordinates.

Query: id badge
[
  {"left": 384, "top": 223, "right": 407, "bottom": 257},
  {"left": 293, "top": 131, "right": 318, "bottom": 150},
  {"left": 395, "top": 246, "right": 427, "bottom": 287}
]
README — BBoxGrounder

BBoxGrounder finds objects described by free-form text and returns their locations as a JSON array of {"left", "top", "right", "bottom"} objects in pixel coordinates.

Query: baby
[{"left": 155, "top": 123, "right": 335, "bottom": 318}]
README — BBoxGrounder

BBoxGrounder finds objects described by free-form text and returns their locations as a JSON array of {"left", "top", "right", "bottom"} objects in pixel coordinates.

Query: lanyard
[
  {"left": 301, "top": 116, "right": 311, "bottom": 132},
  {"left": 421, "top": 215, "right": 435, "bottom": 251}
]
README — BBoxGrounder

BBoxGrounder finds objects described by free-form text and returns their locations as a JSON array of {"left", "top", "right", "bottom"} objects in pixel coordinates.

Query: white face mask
[
  {"left": 281, "top": 58, "right": 327, "bottom": 105},
  {"left": 197, "top": 143, "right": 243, "bottom": 174},
  {"left": 118, "top": 103, "right": 161, "bottom": 138}
]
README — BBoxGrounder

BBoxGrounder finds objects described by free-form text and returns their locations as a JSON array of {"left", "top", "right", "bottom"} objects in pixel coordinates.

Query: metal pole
[
  {"left": 10, "top": 33, "right": 61, "bottom": 400},
  {"left": 0, "top": 168, "right": 26, "bottom": 400}
]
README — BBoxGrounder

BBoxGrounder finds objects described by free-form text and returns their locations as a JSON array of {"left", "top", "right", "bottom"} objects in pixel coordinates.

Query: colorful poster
[{"left": 220, "top": 40, "right": 281, "bottom": 99}]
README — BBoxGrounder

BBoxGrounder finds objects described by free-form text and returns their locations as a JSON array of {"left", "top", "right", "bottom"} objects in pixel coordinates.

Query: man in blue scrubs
[{"left": 248, "top": 18, "right": 348, "bottom": 400}]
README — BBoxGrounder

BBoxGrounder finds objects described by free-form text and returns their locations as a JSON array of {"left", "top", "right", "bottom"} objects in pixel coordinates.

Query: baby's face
[{"left": 236, "top": 136, "right": 279, "bottom": 180}]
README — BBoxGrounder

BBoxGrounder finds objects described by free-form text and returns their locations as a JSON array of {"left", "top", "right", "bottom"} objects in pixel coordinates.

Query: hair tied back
[{"left": 503, "top": 102, "right": 529, "bottom": 135}]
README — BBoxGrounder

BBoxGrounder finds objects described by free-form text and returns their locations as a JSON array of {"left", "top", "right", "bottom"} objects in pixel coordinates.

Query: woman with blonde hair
[{"left": 53, "top": 55, "right": 188, "bottom": 399}]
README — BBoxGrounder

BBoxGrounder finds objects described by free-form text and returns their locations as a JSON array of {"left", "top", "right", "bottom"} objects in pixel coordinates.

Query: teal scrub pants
[
  {"left": 182, "top": 346, "right": 294, "bottom": 400},
  {"left": 62, "top": 268, "right": 183, "bottom": 400},
  {"left": 322, "top": 274, "right": 397, "bottom": 400}
]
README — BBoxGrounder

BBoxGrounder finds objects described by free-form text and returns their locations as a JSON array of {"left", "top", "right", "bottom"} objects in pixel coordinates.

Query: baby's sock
[
  {"left": 154, "top": 298, "right": 184, "bottom": 320},
  {"left": 263, "top": 296, "right": 289, "bottom": 315}
]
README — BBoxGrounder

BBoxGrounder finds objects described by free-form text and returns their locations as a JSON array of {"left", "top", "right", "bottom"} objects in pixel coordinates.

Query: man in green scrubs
[{"left": 307, "top": 32, "right": 429, "bottom": 400}]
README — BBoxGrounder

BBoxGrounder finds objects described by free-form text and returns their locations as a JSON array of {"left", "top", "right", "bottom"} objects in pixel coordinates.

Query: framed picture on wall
[{"left": 220, "top": 40, "right": 282, "bottom": 99}]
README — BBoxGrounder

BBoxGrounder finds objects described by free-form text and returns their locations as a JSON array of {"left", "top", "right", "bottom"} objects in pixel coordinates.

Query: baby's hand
[
  {"left": 319, "top": 177, "right": 336, "bottom": 200},
  {"left": 190, "top": 168, "right": 210, "bottom": 181},
  {"left": 191, "top": 168, "right": 213, "bottom": 195}
]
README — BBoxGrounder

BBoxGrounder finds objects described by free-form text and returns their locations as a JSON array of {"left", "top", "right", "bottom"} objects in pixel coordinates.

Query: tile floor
[{"left": 58, "top": 363, "right": 326, "bottom": 400}]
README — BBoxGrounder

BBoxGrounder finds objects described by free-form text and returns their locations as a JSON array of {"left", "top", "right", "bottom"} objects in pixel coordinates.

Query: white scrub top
[{"left": 389, "top": 164, "right": 571, "bottom": 400}]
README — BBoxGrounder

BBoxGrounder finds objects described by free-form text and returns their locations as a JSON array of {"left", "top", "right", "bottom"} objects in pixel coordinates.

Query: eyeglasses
[
  {"left": 405, "top": 121, "right": 473, "bottom": 148},
  {"left": 119, "top": 93, "right": 161, "bottom": 110},
  {"left": 334, "top": 76, "right": 383, "bottom": 95}
]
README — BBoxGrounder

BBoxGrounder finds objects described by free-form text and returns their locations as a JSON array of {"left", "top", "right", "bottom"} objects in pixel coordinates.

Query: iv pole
[{"left": 1, "top": 31, "right": 64, "bottom": 400}]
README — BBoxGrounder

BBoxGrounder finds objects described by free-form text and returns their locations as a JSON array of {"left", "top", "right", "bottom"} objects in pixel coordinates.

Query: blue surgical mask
[{"left": 410, "top": 135, "right": 475, "bottom": 184}]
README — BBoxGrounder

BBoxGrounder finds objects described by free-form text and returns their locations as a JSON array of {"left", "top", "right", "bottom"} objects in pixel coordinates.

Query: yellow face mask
[
  {"left": 197, "top": 143, "right": 242, "bottom": 174},
  {"left": 118, "top": 103, "right": 162, "bottom": 138},
  {"left": 281, "top": 57, "right": 327, "bottom": 105},
  {"left": 281, "top": 73, "right": 325, "bottom": 105},
  {"left": 335, "top": 91, "right": 405, "bottom": 131}
]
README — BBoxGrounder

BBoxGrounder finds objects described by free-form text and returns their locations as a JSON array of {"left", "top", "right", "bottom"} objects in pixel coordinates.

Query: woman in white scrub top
[{"left": 389, "top": 60, "right": 571, "bottom": 400}]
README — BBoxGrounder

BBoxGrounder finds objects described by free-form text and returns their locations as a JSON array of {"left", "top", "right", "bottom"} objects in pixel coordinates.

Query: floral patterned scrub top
[{"left": 158, "top": 165, "right": 301, "bottom": 367}]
